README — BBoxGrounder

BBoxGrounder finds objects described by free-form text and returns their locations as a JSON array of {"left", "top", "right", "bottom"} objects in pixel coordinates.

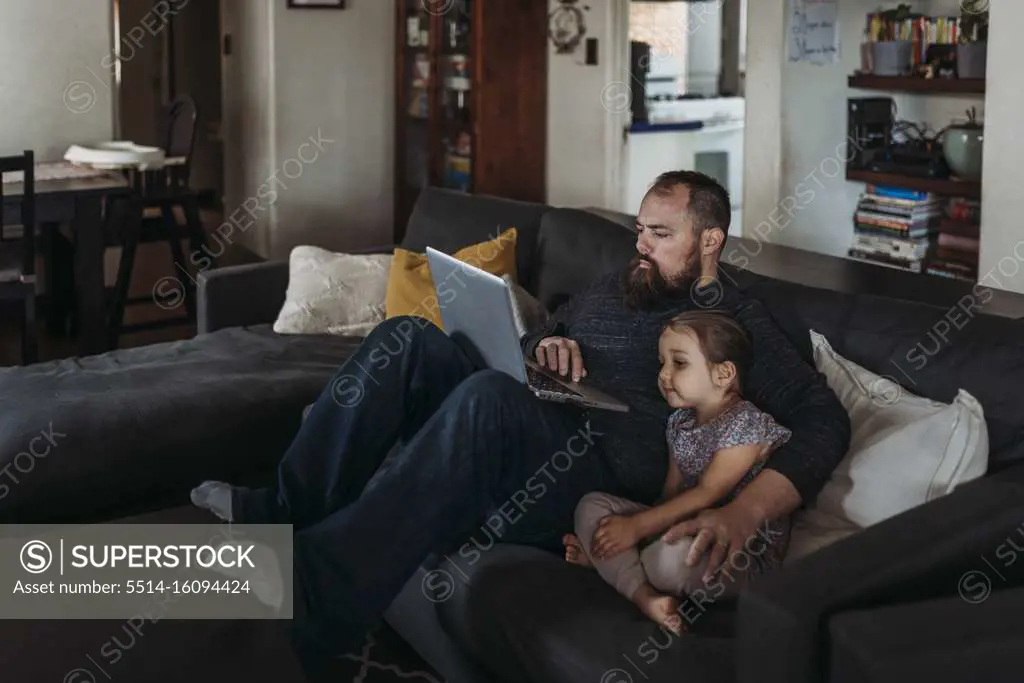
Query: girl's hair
[{"left": 663, "top": 310, "right": 752, "bottom": 390}]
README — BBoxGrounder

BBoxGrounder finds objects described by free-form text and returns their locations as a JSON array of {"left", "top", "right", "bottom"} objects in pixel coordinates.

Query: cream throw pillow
[
  {"left": 785, "top": 330, "right": 989, "bottom": 563},
  {"left": 273, "top": 246, "right": 391, "bottom": 337}
]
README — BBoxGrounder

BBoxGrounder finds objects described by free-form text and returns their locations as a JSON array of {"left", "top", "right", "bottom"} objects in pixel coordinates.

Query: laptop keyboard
[{"left": 526, "top": 366, "right": 583, "bottom": 398}]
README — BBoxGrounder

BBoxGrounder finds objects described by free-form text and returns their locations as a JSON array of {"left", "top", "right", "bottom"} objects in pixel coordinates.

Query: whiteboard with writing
[{"left": 788, "top": 0, "right": 840, "bottom": 65}]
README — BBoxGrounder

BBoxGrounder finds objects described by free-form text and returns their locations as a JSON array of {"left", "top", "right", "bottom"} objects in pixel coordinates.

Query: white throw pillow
[
  {"left": 785, "top": 330, "right": 989, "bottom": 563},
  {"left": 273, "top": 246, "right": 392, "bottom": 337},
  {"left": 501, "top": 274, "right": 550, "bottom": 340}
]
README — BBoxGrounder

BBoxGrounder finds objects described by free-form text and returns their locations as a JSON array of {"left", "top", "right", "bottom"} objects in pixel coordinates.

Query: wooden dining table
[{"left": 3, "top": 170, "right": 130, "bottom": 357}]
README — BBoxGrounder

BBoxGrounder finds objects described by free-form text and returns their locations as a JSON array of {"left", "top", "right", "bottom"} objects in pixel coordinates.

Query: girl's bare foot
[
  {"left": 563, "top": 534, "right": 593, "bottom": 567},
  {"left": 631, "top": 583, "right": 685, "bottom": 635}
]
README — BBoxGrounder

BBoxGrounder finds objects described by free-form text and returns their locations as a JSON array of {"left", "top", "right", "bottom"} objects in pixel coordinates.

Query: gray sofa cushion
[
  {"left": 401, "top": 188, "right": 550, "bottom": 292},
  {"left": 533, "top": 208, "right": 636, "bottom": 312},
  {"left": 0, "top": 325, "right": 359, "bottom": 523},
  {"left": 384, "top": 553, "right": 500, "bottom": 683},
  {"left": 433, "top": 543, "right": 736, "bottom": 683},
  {"left": 737, "top": 276, "right": 1024, "bottom": 472},
  {"left": 198, "top": 261, "right": 290, "bottom": 334}
]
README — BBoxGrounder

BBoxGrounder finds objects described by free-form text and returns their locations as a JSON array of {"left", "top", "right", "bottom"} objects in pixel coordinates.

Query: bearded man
[{"left": 190, "top": 170, "right": 851, "bottom": 671}]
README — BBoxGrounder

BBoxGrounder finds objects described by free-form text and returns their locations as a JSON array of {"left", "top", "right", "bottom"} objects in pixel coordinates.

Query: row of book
[
  {"left": 929, "top": 198, "right": 981, "bottom": 281},
  {"left": 848, "top": 186, "right": 979, "bottom": 281},
  {"left": 865, "top": 13, "right": 963, "bottom": 66}
]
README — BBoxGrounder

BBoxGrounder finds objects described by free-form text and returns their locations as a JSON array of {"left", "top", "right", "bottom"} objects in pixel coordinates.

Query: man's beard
[{"left": 622, "top": 252, "right": 700, "bottom": 310}]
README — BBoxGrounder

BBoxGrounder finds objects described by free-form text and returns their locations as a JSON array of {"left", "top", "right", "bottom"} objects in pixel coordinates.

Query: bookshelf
[
  {"left": 394, "top": 0, "right": 548, "bottom": 242},
  {"left": 847, "top": 75, "right": 985, "bottom": 95},
  {"left": 845, "top": 170, "right": 982, "bottom": 200},
  {"left": 845, "top": 8, "right": 988, "bottom": 283}
]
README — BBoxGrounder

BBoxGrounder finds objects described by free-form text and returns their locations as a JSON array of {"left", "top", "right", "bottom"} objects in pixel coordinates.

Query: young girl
[{"left": 563, "top": 309, "right": 792, "bottom": 633}]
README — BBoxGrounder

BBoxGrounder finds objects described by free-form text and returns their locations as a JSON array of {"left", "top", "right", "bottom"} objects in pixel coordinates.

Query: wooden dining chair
[
  {"left": 0, "top": 150, "right": 38, "bottom": 364},
  {"left": 145, "top": 94, "right": 208, "bottom": 260},
  {"left": 108, "top": 94, "right": 211, "bottom": 348}
]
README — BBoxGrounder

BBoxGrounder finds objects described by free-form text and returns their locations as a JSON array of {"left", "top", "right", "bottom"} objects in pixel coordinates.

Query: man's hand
[
  {"left": 535, "top": 336, "right": 587, "bottom": 382},
  {"left": 591, "top": 514, "right": 640, "bottom": 559},
  {"left": 663, "top": 503, "right": 761, "bottom": 581},
  {"left": 663, "top": 469, "right": 801, "bottom": 580}
]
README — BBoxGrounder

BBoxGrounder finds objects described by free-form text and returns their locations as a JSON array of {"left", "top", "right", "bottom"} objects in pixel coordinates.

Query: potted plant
[
  {"left": 872, "top": 4, "right": 915, "bottom": 76},
  {"left": 942, "top": 107, "right": 984, "bottom": 180},
  {"left": 958, "top": 0, "right": 989, "bottom": 79}
]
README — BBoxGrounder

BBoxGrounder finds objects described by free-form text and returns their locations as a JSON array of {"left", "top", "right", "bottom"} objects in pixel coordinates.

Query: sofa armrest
[
  {"left": 827, "top": 586, "right": 1024, "bottom": 683},
  {"left": 197, "top": 261, "right": 290, "bottom": 334},
  {"left": 197, "top": 245, "right": 397, "bottom": 335},
  {"left": 737, "top": 463, "right": 1024, "bottom": 683}
]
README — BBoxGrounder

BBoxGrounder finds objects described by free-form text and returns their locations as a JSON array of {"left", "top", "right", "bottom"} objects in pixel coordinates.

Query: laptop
[{"left": 426, "top": 247, "right": 629, "bottom": 413}]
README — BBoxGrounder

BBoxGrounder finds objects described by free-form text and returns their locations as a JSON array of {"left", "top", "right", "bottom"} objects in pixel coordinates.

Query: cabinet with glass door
[{"left": 393, "top": 0, "right": 548, "bottom": 242}]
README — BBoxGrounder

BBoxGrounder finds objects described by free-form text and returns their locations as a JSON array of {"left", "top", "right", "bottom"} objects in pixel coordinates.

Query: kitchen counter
[
  {"left": 623, "top": 107, "right": 745, "bottom": 234},
  {"left": 628, "top": 120, "right": 705, "bottom": 133}
]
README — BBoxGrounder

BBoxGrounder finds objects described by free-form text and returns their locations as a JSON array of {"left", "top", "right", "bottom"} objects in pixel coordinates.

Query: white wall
[
  {"left": 754, "top": 0, "right": 985, "bottom": 258},
  {"left": 741, "top": 0, "right": 785, "bottom": 241},
  {"left": 977, "top": 1, "right": 1024, "bottom": 294},
  {"left": 221, "top": 0, "right": 394, "bottom": 261},
  {"left": 0, "top": 0, "right": 114, "bottom": 159},
  {"left": 221, "top": 0, "right": 275, "bottom": 257},
  {"left": 269, "top": 0, "right": 394, "bottom": 258},
  {"left": 547, "top": 0, "right": 624, "bottom": 209}
]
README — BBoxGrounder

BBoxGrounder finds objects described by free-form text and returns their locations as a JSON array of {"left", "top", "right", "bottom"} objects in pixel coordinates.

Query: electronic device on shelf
[
  {"left": 629, "top": 41, "right": 651, "bottom": 124},
  {"left": 847, "top": 97, "right": 894, "bottom": 171},
  {"left": 868, "top": 119, "right": 951, "bottom": 178},
  {"left": 869, "top": 144, "right": 951, "bottom": 178}
]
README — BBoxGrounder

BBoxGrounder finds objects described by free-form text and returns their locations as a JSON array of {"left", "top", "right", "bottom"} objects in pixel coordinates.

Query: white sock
[{"left": 190, "top": 481, "right": 234, "bottom": 522}]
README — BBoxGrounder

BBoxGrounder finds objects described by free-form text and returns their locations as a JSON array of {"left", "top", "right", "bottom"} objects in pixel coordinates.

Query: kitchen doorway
[{"left": 614, "top": 0, "right": 748, "bottom": 235}]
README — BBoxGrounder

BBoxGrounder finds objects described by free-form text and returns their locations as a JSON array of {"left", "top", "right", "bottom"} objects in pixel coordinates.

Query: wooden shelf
[
  {"left": 848, "top": 74, "right": 986, "bottom": 94},
  {"left": 846, "top": 169, "right": 981, "bottom": 199}
]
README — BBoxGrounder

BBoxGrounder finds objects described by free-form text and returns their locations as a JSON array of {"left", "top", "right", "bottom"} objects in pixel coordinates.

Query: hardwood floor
[{"left": 0, "top": 210, "right": 263, "bottom": 366}]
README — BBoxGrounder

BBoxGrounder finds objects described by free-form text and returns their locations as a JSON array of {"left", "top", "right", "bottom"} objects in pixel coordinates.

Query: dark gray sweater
[{"left": 521, "top": 271, "right": 851, "bottom": 506}]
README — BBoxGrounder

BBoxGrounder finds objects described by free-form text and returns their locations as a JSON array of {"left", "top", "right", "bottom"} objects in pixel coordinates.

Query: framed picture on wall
[{"left": 287, "top": 0, "right": 345, "bottom": 8}]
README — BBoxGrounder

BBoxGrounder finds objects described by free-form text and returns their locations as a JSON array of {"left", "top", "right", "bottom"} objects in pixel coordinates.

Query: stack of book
[
  {"left": 865, "top": 13, "right": 962, "bottom": 66},
  {"left": 848, "top": 185, "right": 942, "bottom": 273},
  {"left": 927, "top": 198, "right": 981, "bottom": 281}
]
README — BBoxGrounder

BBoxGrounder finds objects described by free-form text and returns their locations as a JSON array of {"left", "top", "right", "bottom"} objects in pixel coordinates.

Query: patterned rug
[{"left": 333, "top": 624, "right": 444, "bottom": 683}]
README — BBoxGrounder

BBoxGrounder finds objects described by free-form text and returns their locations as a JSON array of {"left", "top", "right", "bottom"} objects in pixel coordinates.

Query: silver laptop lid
[{"left": 425, "top": 247, "right": 528, "bottom": 384}]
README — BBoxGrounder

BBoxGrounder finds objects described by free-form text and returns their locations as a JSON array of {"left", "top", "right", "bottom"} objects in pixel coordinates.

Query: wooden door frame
[
  {"left": 602, "top": 0, "right": 638, "bottom": 213},
  {"left": 111, "top": 0, "right": 174, "bottom": 141},
  {"left": 603, "top": 0, "right": 630, "bottom": 212},
  {"left": 111, "top": 0, "right": 122, "bottom": 137}
]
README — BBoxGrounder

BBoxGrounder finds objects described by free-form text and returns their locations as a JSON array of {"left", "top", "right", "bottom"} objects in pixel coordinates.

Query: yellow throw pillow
[{"left": 385, "top": 228, "right": 518, "bottom": 329}]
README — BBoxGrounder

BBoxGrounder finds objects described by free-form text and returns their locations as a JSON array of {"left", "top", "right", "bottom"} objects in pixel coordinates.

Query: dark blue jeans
[{"left": 235, "top": 316, "right": 618, "bottom": 660}]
